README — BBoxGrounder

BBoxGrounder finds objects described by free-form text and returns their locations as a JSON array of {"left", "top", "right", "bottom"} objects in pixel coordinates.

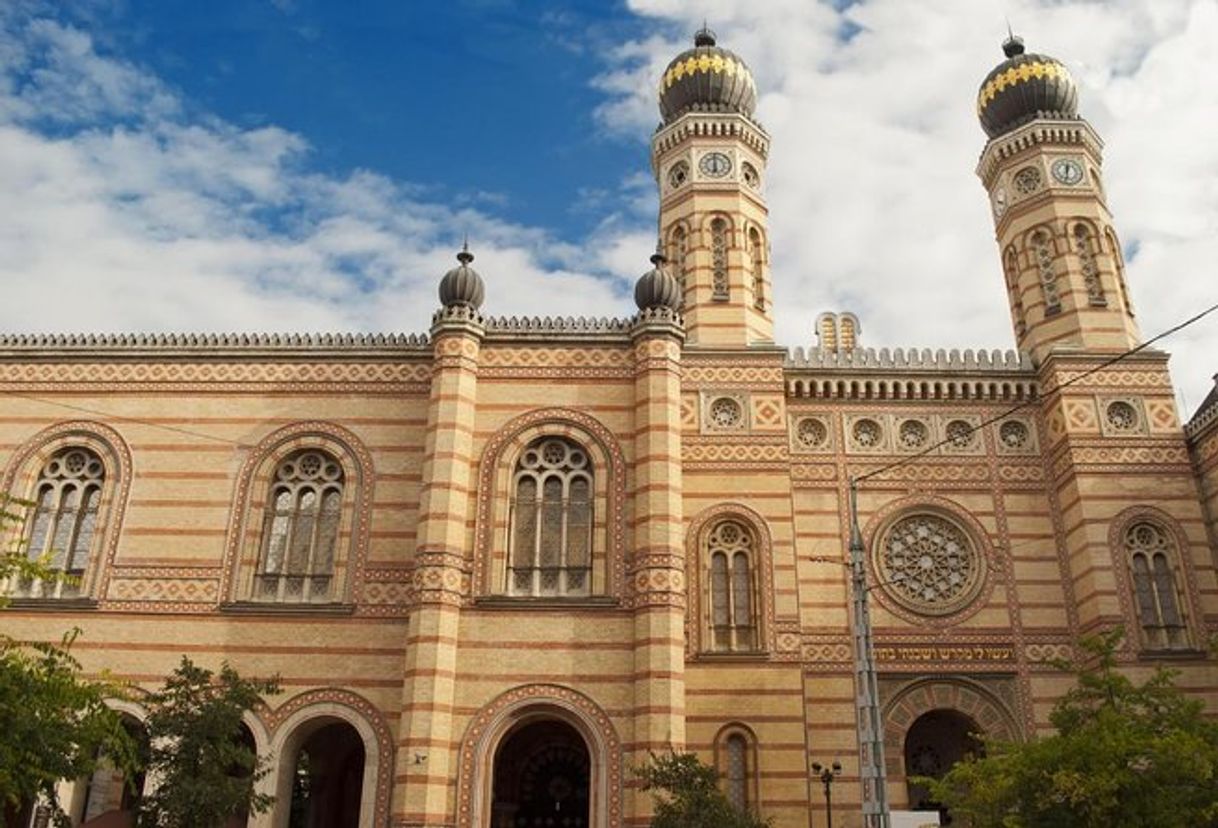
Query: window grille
[
  {"left": 508, "top": 437, "right": 593, "bottom": 597},
  {"left": 708, "top": 521, "right": 756, "bottom": 650},
  {"left": 255, "top": 450, "right": 343, "bottom": 602},
  {"left": 1126, "top": 521, "right": 1188, "bottom": 649}
]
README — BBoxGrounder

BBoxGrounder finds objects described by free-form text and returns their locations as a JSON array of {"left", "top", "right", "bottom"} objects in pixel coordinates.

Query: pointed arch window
[
  {"left": 1125, "top": 521, "right": 1189, "bottom": 650},
  {"left": 1031, "top": 229, "right": 1061, "bottom": 314},
  {"left": 255, "top": 449, "right": 344, "bottom": 603},
  {"left": 508, "top": 437, "right": 593, "bottom": 597},
  {"left": 748, "top": 227, "right": 764, "bottom": 310},
  {"left": 711, "top": 218, "right": 730, "bottom": 300},
  {"left": 1072, "top": 224, "right": 1106, "bottom": 306},
  {"left": 708, "top": 520, "right": 757, "bottom": 651},
  {"left": 10, "top": 447, "right": 105, "bottom": 599}
]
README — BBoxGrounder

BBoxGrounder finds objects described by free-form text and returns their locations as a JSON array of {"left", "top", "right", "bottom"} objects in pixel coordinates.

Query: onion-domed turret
[
  {"left": 634, "top": 250, "right": 682, "bottom": 312},
  {"left": 438, "top": 242, "right": 485, "bottom": 310},
  {"left": 977, "top": 35, "right": 1078, "bottom": 138},
  {"left": 658, "top": 27, "right": 757, "bottom": 124}
]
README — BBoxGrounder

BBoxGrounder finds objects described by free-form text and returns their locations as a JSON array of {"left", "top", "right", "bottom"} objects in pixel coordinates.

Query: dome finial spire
[
  {"left": 1002, "top": 21, "right": 1025, "bottom": 58},
  {"left": 694, "top": 22, "right": 716, "bottom": 47},
  {"left": 458, "top": 234, "right": 473, "bottom": 265}
]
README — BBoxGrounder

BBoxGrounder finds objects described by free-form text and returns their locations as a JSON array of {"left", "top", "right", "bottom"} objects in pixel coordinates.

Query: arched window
[
  {"left": 711, "top": 218, "right": 730, "bottom": 300},
  {"left": 748, "top": 227, "right": 764, "bottom": 310},
  {"left": 1104, "top": 227, "right": 1135, "bottom": 318},
  {"left": 1073, "top": 224, "right": 1106, "bottom": 306},
  {"left": 255, "top": 449, "right": 344, "bottom": 603},
  {"left": 708, "top": 521, "right": 757, "bottom": 651},
  {"left": 12, "top": 447, "right": 105, "bottom": 599},
  {"left": 724, "top": 733, "right": 748, "bottom": 810},
  {"left": 1031, "top": 229, "right": 1061, "bottom": 314},
  {"left": 508, "top": 437, "right": 593, "bottom": 597},
  {"left": 1003, "top": 247, "right": 1026, "bottom": 338},
  {"left": 1125, "top": 521, "right": 1189, "bottom": 649},
  {"left": 669, "top": 225, "right": 688, "bottom": 309}
]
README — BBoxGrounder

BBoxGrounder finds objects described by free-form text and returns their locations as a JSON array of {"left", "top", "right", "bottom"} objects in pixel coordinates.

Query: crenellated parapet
[
  {"left": 0, "top": 331, "right": 430, "bottom": 350},
  {"left": 784, "top": 347, "right": 1037, "bottom": 402}
]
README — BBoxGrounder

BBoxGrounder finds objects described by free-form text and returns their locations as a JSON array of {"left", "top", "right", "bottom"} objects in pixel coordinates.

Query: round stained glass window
[
  {"left": 876, "top": 513, "right": 984, "bottom": 616},
  {"left": 796, "top": 417, "right": 828, "bottom": 449},
  {"left": 710, "top": 397, "right": 743, "bottom": 429}
]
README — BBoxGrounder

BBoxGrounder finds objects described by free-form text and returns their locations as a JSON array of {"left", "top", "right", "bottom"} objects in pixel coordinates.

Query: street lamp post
[{"left": 810, "top": 760, "right": 842, "bottom": 828}]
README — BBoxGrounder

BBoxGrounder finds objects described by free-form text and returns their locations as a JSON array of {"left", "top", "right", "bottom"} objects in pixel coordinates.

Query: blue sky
[
  {"left": 2, "top": 0, "right": 1217, "bottom": 407},
  {"left": 52, "top": 0, "right": 655, "bottom": 237}
]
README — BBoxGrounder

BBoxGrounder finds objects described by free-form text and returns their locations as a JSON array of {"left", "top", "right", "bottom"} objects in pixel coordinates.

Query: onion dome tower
[
  {"left": 437, "top": 242, "right": 485, "bottom": 311},
  {"left": 652, "top": 27, "right": 773, "bottom": 347},
  {"left": 634, "top": 250, "right": 682, "bottom": 312},
  {"left": 975, "top": 34, "right": 1138, "bottom": 361}
]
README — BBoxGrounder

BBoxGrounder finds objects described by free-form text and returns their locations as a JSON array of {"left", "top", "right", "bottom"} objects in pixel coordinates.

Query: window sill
[
  {"left": 1137, "top": 646, "right": 1207, "bottom": 661},
  {"left": 219, "top": 601, "right": 356, "bottom": 616},
  {"left": 3, "top": 596, "right": 99, "bottom": 611},
  {"left": 474, "top": 595, "right": 621, "bottom": 611},
  {"left": 695, "top": 650, "right": 770, "bottom": 662}
]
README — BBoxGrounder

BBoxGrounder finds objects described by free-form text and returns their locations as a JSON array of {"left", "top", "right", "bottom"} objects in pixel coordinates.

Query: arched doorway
[
  {"left": 225, "top": 722, "right": 260, "bottom": 828},
  {"left": 287, "top": 721, "right": 366, "bottom": 828},
  {"left": 79, "top": 714, "right": 149, "bottom": 827},
  {"left": 904, "top": 709, "right": 983, "bottom": 821},
  {"left": 491, "top": 719, "right": 590, "bottom": 828}
]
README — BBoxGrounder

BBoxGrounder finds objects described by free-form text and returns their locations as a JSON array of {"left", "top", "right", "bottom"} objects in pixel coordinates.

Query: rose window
[
  {"left": 668, "top": 161, "right": 689, "bottom": 189},
  {"left": 999, "top": 420, "right": 1030, "bottom": 449},
  {"left": 878, "top": 514, "right": 983, "bottom": 616},
  {"left": 945, "top": 419, "right": 975, "bottom": 449},
  {"left": 1012, "top": 166, "right": 1043, "bottom": 195},
  {"left": 852, "top": 418, "right": 882, "bottom": 448},
  {"left": 1106, "top": 401, "right": 1138, "bottom": 432},
  {"left": 796, "top": 417, "right": 828, "bottom": 449},
  {"left": 709, "top": 397, "right": 743, "bottom": 429},
  {"left": 899, "top": 420, "right": 929, "bottom": 449}
]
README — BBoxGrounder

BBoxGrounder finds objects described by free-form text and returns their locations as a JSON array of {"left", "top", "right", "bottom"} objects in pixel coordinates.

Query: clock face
[
  {"left": 699, "top": 151, "right": 732, "bottom": 178},
  {"left": 1051, "top": 158, "right": 1085, "bottom": 186},
  {"left": 992, "top": 186, "right": 1009, "bottom": 218}
]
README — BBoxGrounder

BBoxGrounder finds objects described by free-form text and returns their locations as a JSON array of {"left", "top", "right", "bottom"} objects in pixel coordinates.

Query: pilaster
[
  {"left": 396, "top": 306, "right": 483, "bottom": 827},
  {"left": 628, "top": 309, "right": 687, "bottom": 819}
]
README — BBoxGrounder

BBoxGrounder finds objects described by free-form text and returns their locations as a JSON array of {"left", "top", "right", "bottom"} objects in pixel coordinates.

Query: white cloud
[{"left": 1, "top": 2, "right": 1217, "bottom": 414}]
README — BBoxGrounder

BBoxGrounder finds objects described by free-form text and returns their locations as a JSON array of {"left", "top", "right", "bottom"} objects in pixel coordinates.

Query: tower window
[
  {"left": 1031, "top": 229, "right": 1061, "bottom": 314},
  {"left": 748, "top": 228, "right": 764, "bottom": 311},
  {"left": 1004, "top": 247, "right": 1026, "bottom": 338},
  {"left": 1073, "top": 224, "right": 1106, "bottom": 306},
  {"left": 669, "top": 225, "right": 688, "bottom": 310},
  {"left": 10, "top": 447, "right": 105, "bottom": 599},
  {"left": 508, "top": 437, "right": 593, "bottom": 597},
  {"left": 256, "top": 450, "right": 344, "bottom": 603},
  {"left": 711, "top": 218, "right": 730, "bottom": 300},
  {"left": 1104, "top": 228, "right": 1135, "bottom": 318},
  {"left": 1125, "top": 521, "right": 1189, "bottom": 650}
]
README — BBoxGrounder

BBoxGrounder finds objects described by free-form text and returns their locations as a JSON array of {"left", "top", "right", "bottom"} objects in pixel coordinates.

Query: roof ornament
[
  {"left": 438, "top": 238, "right": 485, "bottom": 310},
  {"left": 694, "top": 22, "right": 716, "bottom": 47},
  {"left": 1002, "top": 21, "right": 1025, "bottom": 58},
  {"left": 634, "top": 242, "right": 682, "bottom": 312}
]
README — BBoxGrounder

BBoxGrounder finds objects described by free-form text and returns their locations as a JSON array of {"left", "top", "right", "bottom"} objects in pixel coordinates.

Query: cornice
[
  {"left": 650, "top": 111, "right": 770, "bottom": 165},
  {"left": 0, "top": 331, "right": 431, "bottom": 361},
  {"left": 975, "top": 117, "right": 1104, "bottom": 187}
]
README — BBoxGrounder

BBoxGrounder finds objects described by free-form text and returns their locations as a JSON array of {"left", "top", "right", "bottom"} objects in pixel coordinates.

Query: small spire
[
  {"left": 694, "top": 22, "right": 716, "bottom": 47},
  {"left": 1002, "top": 24, "right": 1025, "bottom": 59},
  {"left": 457, "top": 236, "right": 474, "bottom": 265},
  {"left": 650, "top": 240, "right": 667, "bottom": 268}
]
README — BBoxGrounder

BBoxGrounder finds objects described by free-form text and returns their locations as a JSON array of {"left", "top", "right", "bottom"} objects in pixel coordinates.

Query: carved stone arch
[
  {"left": 1, "top": 420, "right": 133, "bottom": 600},
  {"left": 220, "top": 421, "right": 374, "bottom": 604},
  {"left": 473, "top": 408, "right": 627, "bottom": 600},
  {"left": 685, "top": 502, "right": 776, "bottom": 655},
  {"left": 456, "top": 683, "right": 623, "bottom": 828},
  {"left": 862, "top": 494, "right": 998, "bottom": 627},
  {"left": 701, "top": 211, "right": 737, "bottom": 237},
  {"left": 1107, "top": 505, "right": 1203, "bottom": 653},
  {"left": 882, "top": 676, "right": 1021, "bottom": 782},
  {"left": 1024, "top": 221, "right": 1057, "bottom": 249},
  {"left": 262, "top": 688, "right": 393, "bottom": 828}
]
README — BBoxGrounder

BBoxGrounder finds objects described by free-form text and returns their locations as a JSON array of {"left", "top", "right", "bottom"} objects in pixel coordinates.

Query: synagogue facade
[{"left": 2, "top": 28, "right": 1217, "bottom": 828}]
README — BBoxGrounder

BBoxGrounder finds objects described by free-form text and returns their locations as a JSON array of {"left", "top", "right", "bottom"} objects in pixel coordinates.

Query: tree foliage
[
  {"left": 636, "top": 751, "right": 771, "bottom": 828},
  {"left": 136, "top": 657, "right": 279, "bottom": 828},
  {"left": 0, "top": 492, "right": 67, "bottom": 605},
  {"left": 926, "top": 628, "right": 1218, "bottom": 827},
  {"left": 0, "top": 630, "right": 137, "bottom": 827}
]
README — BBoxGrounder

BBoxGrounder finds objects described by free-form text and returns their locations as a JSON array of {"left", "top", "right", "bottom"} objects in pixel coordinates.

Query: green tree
[
  {"left": 926, "top": 628, "right": 1218, "bottom": 827},
  {"left": 636, "top": 751, "right": 772, "bottom": 828},
  {"left": 136, "top": 657, "right": 279, "bottom": 828},
  {"left": 0, "top": 492, "right": 69, "bottom": 604},
  {"left": 0, "top": 629, "right": 138, "bottom": 827}
]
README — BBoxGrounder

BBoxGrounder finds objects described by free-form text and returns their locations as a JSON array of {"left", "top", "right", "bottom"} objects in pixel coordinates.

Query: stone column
[
  {"left": 628, "top": 307, "right": 687, "bottom": 820},
  {"left": 396, "top": 305, "right": 483, "bottom": 827}
]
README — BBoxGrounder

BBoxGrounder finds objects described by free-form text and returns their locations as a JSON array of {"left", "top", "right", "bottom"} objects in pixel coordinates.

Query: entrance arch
[
  {"left": 492, "top": 719, "right": 590, "bottom": 827},
  {"left": 903, "top": 709, "right": 984, "bottom": 813},
  {"left": 457, "top": 685, "right": 622, "bottom": 828}
]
